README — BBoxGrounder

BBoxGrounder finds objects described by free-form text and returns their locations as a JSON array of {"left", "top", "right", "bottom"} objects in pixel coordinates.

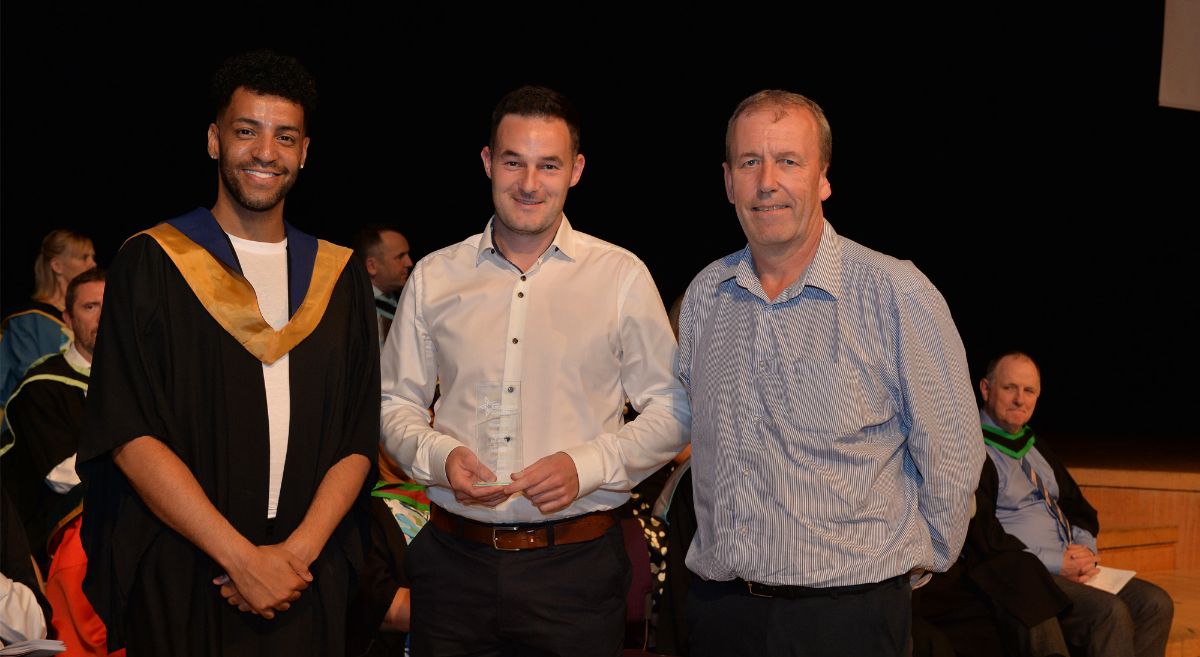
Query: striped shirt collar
[
  {"left": 372, "top": 284, "right": 397, "bottom": 302},
  {"left": 717, "top": 219, "right": 843, "bottom": 304},
  {"left": 475, "top": 214, "right": 578, "bottom": 266}
]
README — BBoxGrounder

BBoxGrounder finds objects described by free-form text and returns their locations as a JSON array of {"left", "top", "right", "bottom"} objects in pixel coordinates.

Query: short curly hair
[{"left": 211, "top": 50, "right": 317, "bottom": 131}]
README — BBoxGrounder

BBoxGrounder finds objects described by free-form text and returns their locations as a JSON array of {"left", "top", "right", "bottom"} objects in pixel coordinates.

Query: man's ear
[
  {"left": 481, "top": 146, "right": 493, "bottom": 179},
  {"left": 207, "top": 123, "right": 220, "bottom": 160},
  {"left": 723, "top": 162, "right": 735, "bottom": 205},
  {"left": 568, "top": 153, "right": 585, "bottom": 188}
]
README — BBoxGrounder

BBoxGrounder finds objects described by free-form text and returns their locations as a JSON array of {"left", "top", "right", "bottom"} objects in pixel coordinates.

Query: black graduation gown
[
  {"left": 1, "top": 353, "right": 87, "bottom": 570},
  {"left": 345, "top": 496, "right": 410, "bottom": 657},
  {"left": 912, "top": 433, "right": 1094, "bottom": 657},
  {"left": 77, "top": 209, "right": 379, "bottom": 656},
  {"left": 1, "top": 487, "right": 54, "bottom": 630}
]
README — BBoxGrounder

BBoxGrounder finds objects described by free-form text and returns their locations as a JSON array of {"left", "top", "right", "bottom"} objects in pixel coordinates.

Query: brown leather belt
[{"left": 429, "top": 504, "right": 615, "bottom": 551}]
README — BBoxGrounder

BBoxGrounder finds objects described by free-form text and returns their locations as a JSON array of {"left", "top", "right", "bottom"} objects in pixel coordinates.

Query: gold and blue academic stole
[{"left": 134, "top": 208, "right": 352, "bottom": 365}]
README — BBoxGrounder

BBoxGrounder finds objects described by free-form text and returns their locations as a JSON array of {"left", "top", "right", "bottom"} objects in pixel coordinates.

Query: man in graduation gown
[
  {"left": 77, "top": 51, "right": 378, "bottom": 657},
  {"left": 2, "top": 267, "right": 118, "bottom": 655},
  {"left": 915, "top": 351, "right": 1174, "bottom": 657},
  {"left": 973, "top": 352, "right": 1172, "bottom": 657},
  {"left": 2, "top": 269, "right": 97, "bottom": 571},
  {"left": 2, "top": 337, "right": 90, "bottom": 565}
]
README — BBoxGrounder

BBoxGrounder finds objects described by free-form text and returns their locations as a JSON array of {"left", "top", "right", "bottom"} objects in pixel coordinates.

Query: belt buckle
[
  {"left": 746, "top": 581, "right": 774, "bottom": 598},
  {"left": 491, "top": 525, "right": 523, "bottom": 551}
]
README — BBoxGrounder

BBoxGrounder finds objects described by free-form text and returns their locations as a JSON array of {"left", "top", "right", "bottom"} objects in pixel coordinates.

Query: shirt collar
[
  {"left": 980, "top": 408, "right": 996, "bottom": 429},
  {"left": 475, "top": 214, "right": 578, "bottom": 267},
  {"left": 716, "top": 219, "right": 843, "bottom": 303},
  {"left": 371, "top": 284, "right": 398, "bottom": 301},
  {"left": 979, "top": 408, "right": 1028, "bottom": 437},
  {"left": 65, "top": 342, "right": 91, "bottom": 376}
]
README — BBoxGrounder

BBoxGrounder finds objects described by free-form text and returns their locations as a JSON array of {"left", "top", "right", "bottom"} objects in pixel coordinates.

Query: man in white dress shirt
[{"left": 380, "top": 85, "right": 690, "bottom": 657}]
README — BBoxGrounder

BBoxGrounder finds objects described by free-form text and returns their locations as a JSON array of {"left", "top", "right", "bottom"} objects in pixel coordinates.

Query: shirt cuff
[
  {"left": 1031, "top": 546, "right": 1063, "bottom": 574},
  {"left": 428, "top": 434, "right": 469, "bottom": 489},
  {"left": 1072, "top": 527, "right": 1098, "bottom": 554},
  {"left": 46, "top": 454, "right": 81, "bottom": 494},
  {"left": 561, "top": 441, "right": 605, "bottom": 499}
]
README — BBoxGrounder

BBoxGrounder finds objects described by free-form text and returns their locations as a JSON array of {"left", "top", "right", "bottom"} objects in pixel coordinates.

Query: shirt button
[
  {"left": 512, "top": 338, "right": 519, "bottom": 344},
  {"left": 504, "top": 436, "right": 512, "bottom": 442},
  {"left": 520, "top": 275, "right": 527, "bottom": 281},
  {"left": 507, "top": 386, "right": 514, "bottom": 393},
  {"left": 742, "top": 468, "right": 749, "bottom": 475},
  {"left": 517, "top": 292, "right": 525, "bottom": 298},
  {"left": 740, "top": 527, "right": 748, "bottom": 535}
]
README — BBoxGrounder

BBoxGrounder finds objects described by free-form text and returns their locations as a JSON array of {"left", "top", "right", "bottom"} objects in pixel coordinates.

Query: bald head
[{"left": 980, "top": 353, "right": 1041, "bottom": 434}]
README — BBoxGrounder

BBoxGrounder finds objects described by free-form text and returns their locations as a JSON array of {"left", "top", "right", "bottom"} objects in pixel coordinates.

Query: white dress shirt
[{"left": 381, "top": 216, "right": 690, "bottom": 523}]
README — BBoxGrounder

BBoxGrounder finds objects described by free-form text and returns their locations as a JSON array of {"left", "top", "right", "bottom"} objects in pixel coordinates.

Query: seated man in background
[
  {"left": 1, "top": 229, "right": 96, "bottom": 415},
  {"left": 1, "top": 267, "right": 118, "bottom": 655},
  {"left": 974, "top": 351, "right": 1173, "bottom": 657},
  {"left": 352, "top": 224, "right": 413, "bottom": 347}
]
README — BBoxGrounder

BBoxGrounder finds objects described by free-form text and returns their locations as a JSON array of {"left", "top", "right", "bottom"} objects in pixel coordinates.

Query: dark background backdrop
[{"left": 4, "top": 7, "right": 1197, "bottom": 454}]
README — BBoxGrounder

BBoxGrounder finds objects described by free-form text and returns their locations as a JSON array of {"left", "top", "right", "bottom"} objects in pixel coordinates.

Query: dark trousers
[
  {"left": 687, "top": 574, "right": 912, "bottom": 657},
  {"left": 405, "top": 519, "right": 631, "bottom": 657},
  {"left": 1053, "top": 575, "right": 1174, "bottom": 657}
]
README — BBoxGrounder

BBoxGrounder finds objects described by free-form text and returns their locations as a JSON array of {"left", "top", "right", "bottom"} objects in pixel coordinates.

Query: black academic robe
[
  {"left": 346, "top": 496, "right": 410, "bottom": 657},
  {"left": 913, "top": 434, "right": 1094, "bottom": 657},
  {"left": 77, "top": 209, "right": 379, "bottom": 656},
  {"left": 1, "top": 488, "right": 54, "bottom": 631},
  {"left": 1, "top": 353, "right": 88, "bottom": 570}
]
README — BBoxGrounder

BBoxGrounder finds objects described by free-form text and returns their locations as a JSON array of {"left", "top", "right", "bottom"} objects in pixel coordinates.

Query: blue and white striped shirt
[{"left": 678, "top": 221, "right": 984, "bottom": 587}]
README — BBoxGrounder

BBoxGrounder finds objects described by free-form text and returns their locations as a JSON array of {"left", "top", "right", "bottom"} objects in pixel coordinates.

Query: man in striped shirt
[{"left": 678, "top": 90, "right": 984, "bottom": 657}]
